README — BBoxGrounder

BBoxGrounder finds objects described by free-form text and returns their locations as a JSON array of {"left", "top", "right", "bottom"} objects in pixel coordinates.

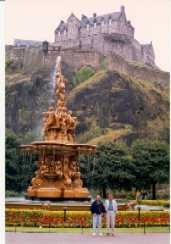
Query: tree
[
  {"left": 6, "top": 129, "right": 36, "bottom": 193},
  {"left": 79, "top": 154, "right": 94, "bottom": 188},
  {"left": 131, "top": 140, "right": 169, "bottom": 199},
  {"left": 6, "top": 129, "right": 20, "bottom": 191},
  {"left": 80, "top": 142, "right": 136, "bottom": 198}
]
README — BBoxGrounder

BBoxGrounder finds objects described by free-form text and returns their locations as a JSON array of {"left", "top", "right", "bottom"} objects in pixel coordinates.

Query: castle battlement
[{"left": 54, "top": 6, "right": 155, "bottom": 67}]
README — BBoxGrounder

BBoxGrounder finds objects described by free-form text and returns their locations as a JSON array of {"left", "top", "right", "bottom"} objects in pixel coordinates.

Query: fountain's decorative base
[
  {"left": 21, "top": 141, "right": 95, "bottom": 201},
  {"left": 26, "top": 186, "right": 91, "bottom": 200}
]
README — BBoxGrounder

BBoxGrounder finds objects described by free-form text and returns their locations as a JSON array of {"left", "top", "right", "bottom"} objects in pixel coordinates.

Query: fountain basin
[
  {"left": 20, "top": 141, "right": 96, "bottom": 155},
  {"left": 5, "top": 197, "right": 128, "bottom": 211}
]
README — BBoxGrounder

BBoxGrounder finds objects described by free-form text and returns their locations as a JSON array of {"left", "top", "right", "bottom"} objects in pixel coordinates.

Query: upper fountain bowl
[{"left": 20, "top": 141, "right": 96, "bottom": 155}]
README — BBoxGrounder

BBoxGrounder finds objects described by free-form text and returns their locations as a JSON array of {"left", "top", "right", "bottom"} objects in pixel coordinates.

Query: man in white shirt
[{"left": 105, "top": 193, "right": 117, "bottom": 236}]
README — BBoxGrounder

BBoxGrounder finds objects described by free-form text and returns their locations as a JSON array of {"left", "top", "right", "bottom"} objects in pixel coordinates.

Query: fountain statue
[{"left": 21, "top": 56, "right": 96, "bottom": 200}]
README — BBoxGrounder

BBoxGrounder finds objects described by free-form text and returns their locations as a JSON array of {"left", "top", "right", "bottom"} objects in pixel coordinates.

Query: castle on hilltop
[{"left": 54, "top": 6, "right": 155, "bottom": 67}]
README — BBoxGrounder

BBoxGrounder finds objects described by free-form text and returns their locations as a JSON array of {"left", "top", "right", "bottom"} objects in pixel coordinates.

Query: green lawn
[{"left": 6, "top": 226, "right": 169, "bottom": 234}]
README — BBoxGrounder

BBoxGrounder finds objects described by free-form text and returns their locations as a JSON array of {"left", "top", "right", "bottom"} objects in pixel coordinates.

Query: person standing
[
  {"left": 105, "top": 193, "right": 118, "bottom": 236},
  {"left": 90, "top": 195, "right": 106, "bottom": 236}
]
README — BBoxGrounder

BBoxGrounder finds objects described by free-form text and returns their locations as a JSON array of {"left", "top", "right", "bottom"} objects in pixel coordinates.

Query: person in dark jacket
[{"left": 90, "top": 195, "right": 106, "bottom": 236}]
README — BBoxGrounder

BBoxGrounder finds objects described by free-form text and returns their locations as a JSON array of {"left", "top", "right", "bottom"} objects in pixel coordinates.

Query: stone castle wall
[{"left": 6, "top": 45, "right": 169, "bottom": 85}]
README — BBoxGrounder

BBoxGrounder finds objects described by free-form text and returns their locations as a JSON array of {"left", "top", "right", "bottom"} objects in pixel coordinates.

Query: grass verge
[{"left": 5, "top": 226, "right": 169, "bottom": 234}]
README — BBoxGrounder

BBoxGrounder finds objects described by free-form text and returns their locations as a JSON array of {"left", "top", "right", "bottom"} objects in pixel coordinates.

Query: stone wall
[
  {"left": 14, "top": 39, "right": 42, "bottom": 47},
  {"left": 141, "top": 43, "right": 155, "bottom": 66},
  {"left": 6, "top": 45, "right": 25, "bottom": 63},
  {"left": 54, "top": 29, "right": 155, "bottom": 67},
  {"left": 6, "top": 45, "right": 169, "bottom": 85},
  {"left": 107, "top": 54, "right": 169, "bottom": 85}
]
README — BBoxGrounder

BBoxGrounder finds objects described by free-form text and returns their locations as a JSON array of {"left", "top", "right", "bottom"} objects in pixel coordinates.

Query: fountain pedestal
[{"left": 24, "top": 143, "right": 94, "bottom": 200}]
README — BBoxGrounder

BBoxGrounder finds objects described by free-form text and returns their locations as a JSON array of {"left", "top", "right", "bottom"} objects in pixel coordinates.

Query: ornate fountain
[{"left": 21, "top": 56, "right": 96, "bottom": 200}]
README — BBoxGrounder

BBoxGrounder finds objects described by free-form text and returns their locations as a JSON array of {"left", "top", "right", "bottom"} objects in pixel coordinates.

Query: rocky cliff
[{"left": 5, "top": 46, "right": 169, "bottom": 144}]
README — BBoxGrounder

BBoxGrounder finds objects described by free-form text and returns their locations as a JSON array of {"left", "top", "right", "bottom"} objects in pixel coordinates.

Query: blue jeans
[{"left": 92, "top": 214, "right": 102, "bottom": 233}]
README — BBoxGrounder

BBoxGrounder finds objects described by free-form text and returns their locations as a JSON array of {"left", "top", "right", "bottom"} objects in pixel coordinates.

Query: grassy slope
[
  {"left": 6, "top": 73, "right": 31, "bottom": 86},
  {"left": 87, "top": 127, "right": 132, "bottom": 144},
  {"left": 68, "top": 70, "right": 169, "bottom": 144},
  {"left": 67, "top": 70, "right": 107, "bottom": 102}
]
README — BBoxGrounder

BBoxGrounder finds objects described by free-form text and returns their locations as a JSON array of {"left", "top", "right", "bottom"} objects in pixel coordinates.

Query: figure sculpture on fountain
[{"left": 42, "top": 57, "right": 77, "bottom": 144}]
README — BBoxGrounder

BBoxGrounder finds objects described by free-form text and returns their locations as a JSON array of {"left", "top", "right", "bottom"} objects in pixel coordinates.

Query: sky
[{"left": 5, "top": 0, "right": 170, "bottom": 71}]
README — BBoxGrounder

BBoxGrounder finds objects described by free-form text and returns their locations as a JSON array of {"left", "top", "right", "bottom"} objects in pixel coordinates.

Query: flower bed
[{"left": 6, "top": 209, "right": 169, "bottom": 228}]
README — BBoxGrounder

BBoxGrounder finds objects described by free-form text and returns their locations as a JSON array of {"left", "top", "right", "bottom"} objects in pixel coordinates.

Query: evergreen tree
[
  {"left": 6, "top": 129, "right": 36, "bottom": 193},
  {"left": 6, "top": 129, "right": 21, "bottom": 191},
  {"left": 80, "top": 142, "right": 135, "bottom": 198},
  {"left": 132, "top": 140, "right": 169, "bottom": 199}
]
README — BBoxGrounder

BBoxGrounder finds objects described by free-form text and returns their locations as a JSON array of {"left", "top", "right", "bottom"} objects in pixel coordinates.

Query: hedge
[
  {"left": 138, "top": 200, "right": 169, "bottom": 207},
  {"left": 6, "top": 209, "right": 169, "bottom": 228}
]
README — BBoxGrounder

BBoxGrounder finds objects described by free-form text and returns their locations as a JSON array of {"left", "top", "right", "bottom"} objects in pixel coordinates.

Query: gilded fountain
[{"left": 21, "top": 56, "right": 96, "bottom": 200}]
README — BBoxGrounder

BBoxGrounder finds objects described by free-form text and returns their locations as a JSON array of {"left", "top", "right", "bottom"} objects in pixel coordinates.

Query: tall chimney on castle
[
  {"left": 93, "top": 13, "right": 97, "bottom": 18},
  {"left": 121, "top": 6, "right": 125, "bottom": 12}
]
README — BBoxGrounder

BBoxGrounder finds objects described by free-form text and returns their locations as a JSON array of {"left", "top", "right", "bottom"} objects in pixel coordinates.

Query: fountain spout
[
  {"left": 55, "top": 56, "right": 67, "bottom": 111},
  {"left": 56, "top": 56, "right": 61, "bottom": 74}
]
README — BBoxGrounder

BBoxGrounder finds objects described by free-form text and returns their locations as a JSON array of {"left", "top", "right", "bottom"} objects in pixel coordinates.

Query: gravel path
[{"left": 6, "top": 232, "right": 170, "bottom": 244}]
